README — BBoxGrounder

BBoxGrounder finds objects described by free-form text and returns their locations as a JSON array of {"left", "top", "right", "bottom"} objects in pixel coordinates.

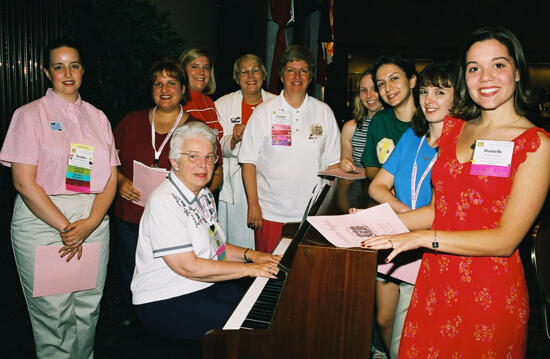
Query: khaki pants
[{"left": 11, "top": 194, "right": 109, "bottom": 359}]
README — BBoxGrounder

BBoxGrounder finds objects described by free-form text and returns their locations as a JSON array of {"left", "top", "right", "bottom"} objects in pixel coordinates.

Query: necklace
[{"left": 469, "top": 117, "right": 522, "bottom": 150}]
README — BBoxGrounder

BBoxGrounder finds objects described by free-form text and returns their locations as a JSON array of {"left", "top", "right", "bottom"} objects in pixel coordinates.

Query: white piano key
[{"left": 223, "top": 237, "right": 292, "bottom": 330}]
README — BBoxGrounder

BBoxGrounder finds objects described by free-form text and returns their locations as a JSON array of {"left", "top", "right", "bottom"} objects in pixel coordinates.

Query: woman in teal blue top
[{"left": 368, "top": 61, "right": 457, "bottom": 358}]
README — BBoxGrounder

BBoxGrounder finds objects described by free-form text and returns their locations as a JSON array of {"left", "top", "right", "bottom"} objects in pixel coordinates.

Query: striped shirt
[{"left": 351, "top": 116, "right": 371, "bottom": 168}]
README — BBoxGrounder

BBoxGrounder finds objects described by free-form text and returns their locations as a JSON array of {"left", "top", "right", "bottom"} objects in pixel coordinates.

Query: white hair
[{"left": 169, "top": 121, "right": 217, "bottom": 162}]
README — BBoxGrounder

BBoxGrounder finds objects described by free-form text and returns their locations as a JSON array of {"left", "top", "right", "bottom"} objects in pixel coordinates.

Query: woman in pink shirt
[{"left": 0, "top": 38, "right": 119, "bottom": 359}]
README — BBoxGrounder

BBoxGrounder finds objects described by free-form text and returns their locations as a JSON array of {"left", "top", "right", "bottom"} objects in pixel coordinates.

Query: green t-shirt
[{"left": 361, "top": 108, "right": 411, "bottom": 168}]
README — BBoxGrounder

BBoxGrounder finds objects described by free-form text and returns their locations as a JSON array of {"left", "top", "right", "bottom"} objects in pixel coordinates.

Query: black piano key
[
  {"left": 242, "top": 318, "right": 269, "bottom": 329},
  {"left": 240, "top": 277, "right": 287, "bottom": 330}
]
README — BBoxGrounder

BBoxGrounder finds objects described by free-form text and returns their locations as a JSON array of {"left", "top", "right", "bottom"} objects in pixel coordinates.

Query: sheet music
[{"left": 307, "top": 203, "right": 422, "bottom": 284}]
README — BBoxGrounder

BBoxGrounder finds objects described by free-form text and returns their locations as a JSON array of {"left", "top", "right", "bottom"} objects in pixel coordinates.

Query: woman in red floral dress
[{"left": 362, "top": 26, "right": 550, "bottom": 358}]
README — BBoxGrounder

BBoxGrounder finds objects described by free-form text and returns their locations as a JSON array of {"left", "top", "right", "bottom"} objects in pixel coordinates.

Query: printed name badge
[
  {"left": 271, "top": 110, "right": 292, "bottom": 146},
  {"left": 209, "top": 224, "right": 226, "bottom": 261},
  {"left": 66, "top": 143, "right": 94, "bottom": 193},
  {"left": 470, "top": 140, "right": 514, "bottom": 177}
]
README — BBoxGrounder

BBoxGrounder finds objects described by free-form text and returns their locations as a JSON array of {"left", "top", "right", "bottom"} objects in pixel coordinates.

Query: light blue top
[{"left": 383, "top": 128, "right": 437, "bottom": 209}]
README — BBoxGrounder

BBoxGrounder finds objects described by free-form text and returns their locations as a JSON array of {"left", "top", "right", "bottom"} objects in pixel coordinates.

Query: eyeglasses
[
  {"left": 179, "top": 151, "right": 217, "bottom": 165},
  {"left": 238, "top": 68, "right": 261, "bottom": 77}
]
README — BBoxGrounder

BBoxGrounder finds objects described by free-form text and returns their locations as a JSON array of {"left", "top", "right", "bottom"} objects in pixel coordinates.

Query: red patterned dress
[{"left": 398, "top": 117, "right": 549, "bottom": 358}]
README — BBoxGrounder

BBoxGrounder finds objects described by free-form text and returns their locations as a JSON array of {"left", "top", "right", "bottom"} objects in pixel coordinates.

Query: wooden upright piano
[{"left": 203, "top": 178, "right": 378, "bottom": 359}]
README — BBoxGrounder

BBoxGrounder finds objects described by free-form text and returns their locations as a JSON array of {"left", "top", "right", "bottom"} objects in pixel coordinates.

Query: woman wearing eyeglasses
[
  {"left": 131, "top": 122, "right": 280, "bottom": 351},
  {"left": 216, "top": 54, "right": 276, "bottom": 250},
  {"left": 113, "top": 57, "right": 205, "bottom": 327},
  {"left": 239, "top": 45, "right": 340, "bottom": 253}
]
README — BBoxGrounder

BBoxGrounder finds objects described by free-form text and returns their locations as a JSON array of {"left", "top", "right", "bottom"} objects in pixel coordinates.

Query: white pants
[{"left": 11, "top": 194, "right": 109, "bottom": 359}]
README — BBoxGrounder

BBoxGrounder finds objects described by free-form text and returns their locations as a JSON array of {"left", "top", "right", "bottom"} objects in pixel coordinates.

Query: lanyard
[
  {"left": 151, "top": 105, "right": 183, "bottom": 167},
  {"left": 410, "top": 135, "right": 438, "bottom": 210}
]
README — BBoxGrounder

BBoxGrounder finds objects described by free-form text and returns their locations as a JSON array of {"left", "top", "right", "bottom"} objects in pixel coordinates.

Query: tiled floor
[{"left": 1, "top": 231, "right": 549, "bottom": 358}]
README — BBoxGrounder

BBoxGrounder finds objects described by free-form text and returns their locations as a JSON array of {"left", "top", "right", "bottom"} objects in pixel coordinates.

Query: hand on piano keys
[{"left": 227, "top": 244, "right": 281, "bottom": 278}]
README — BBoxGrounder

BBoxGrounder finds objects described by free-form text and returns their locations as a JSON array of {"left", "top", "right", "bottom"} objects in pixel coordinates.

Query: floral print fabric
[{"left": 398, "top": 117, "right": 549, "bottom": 358}]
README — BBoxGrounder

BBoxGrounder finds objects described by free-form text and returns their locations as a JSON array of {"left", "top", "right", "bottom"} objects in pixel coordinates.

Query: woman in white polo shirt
[
  {"left": 132, "top": 121, "right": 280, "bottom": 344},
  {"left": 239, "top": 45, "right": 340, "bottom": 253}
]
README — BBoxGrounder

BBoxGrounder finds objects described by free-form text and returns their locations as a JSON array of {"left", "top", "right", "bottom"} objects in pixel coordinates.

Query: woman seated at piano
[{"left": 131, "top": 121, "right": 281, "bottom": 343}]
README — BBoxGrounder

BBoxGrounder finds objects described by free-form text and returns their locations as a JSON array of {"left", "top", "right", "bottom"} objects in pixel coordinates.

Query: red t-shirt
[
  {"left": 241, "top": 100, "right": 262, "bottom": 126},
  {"left": 183, "top": 90, "right": 223, "bottom": 139}
]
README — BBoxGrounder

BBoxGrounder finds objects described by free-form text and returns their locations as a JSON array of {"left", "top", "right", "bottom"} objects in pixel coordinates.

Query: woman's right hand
[
  {"left": 247, "top": 202, "right": 263, "bottom": 230},
  {"left": 118, "top": 176, "right": 141, "bottom": 202},
  {"left": 247, "top": 262, "right": 279, "bottom": 279},
  {"left": 339, "top": 157, "right": 356, "bottom": 172}
]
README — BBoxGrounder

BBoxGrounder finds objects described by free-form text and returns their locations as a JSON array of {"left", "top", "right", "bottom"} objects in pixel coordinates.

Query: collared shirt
[
  {"left": 131, "top": 172, "right": 221, "bottom": 304},
  {"left": 238, "top": 91, "right": 341, "bottom": 222},
  {"left": 0, "top": 89, "right": 120, "bottom": 195}
]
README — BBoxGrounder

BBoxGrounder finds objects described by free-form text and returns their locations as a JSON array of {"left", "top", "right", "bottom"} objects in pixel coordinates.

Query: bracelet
[
  {"left": 243, "top": 248, "right": 252, "bottom": 263},
  {"left": 432, "top": 230, "right": 439, "bottom": 255}
]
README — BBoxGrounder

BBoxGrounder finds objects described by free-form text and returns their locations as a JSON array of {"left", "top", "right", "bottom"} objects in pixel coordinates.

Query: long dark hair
[
  {"left": 411, "top": 61, "right": 458, "bottom": 137},
  {"left": 372, "top": 54, "right": 417, "bottom": 85},
  {"left": 452, "top": 26, "right": 534, "bottom": 121}
]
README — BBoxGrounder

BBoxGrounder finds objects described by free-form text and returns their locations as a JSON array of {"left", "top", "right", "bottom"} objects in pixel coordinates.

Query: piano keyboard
[{"left": 223, "top": 237, "right": 292, "bottom": 330}]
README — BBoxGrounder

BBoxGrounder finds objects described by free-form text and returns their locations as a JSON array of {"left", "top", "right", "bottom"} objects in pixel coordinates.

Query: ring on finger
[{"left": 389, "top": 239, "right": 393, "bottom": 248}]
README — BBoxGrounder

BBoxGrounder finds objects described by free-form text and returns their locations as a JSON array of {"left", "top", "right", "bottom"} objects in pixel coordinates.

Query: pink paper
[
  {"left": 133, "top": 160, "right": 169, "bottom": 207},
  {"left": 318, "top": 167, "right": 366, "bottom": 180},
  {"left": 376, "top": 252, "right": 422, "bottom": 285},
  {"left": 470, "top": 163, "right": 511, "bottom": 177},
  {"left": 33, "top": 243, "right": 100, "bottom": 297},
  {"left": 307, "top": 203, "right": 421, "bottom": 284}
]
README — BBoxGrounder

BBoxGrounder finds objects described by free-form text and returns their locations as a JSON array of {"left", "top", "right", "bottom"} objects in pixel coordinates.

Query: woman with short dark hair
[
  {"left": 239, "top": 45, "right": 340, "bottom": 253},
  {"left": 113, "top": 56, "right": 199, "bottom": 327},
  {"left": 368, "top": 61, "right": 457, "bottom": 358},
  {"left": 0, "top": 38, "right": 119, "bottom": 358}
]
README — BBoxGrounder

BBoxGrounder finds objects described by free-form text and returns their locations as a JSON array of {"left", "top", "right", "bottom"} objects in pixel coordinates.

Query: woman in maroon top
[{"left": 113, "top": 57, "right": 197, "bottom": 325}]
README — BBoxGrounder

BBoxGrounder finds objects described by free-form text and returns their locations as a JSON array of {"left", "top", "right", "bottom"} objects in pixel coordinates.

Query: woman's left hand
[
  {"left": 59, "top": 218, "right": 98, "bottom": 247},
  {"left": 339, "top": 158, "right": 356, "bottom": 172},
  {"left": 361, "top": 230, "right": 429, "bottom": 263},
  {"left": 232, "top": 124, "right": 245, "bottom": 144}
]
